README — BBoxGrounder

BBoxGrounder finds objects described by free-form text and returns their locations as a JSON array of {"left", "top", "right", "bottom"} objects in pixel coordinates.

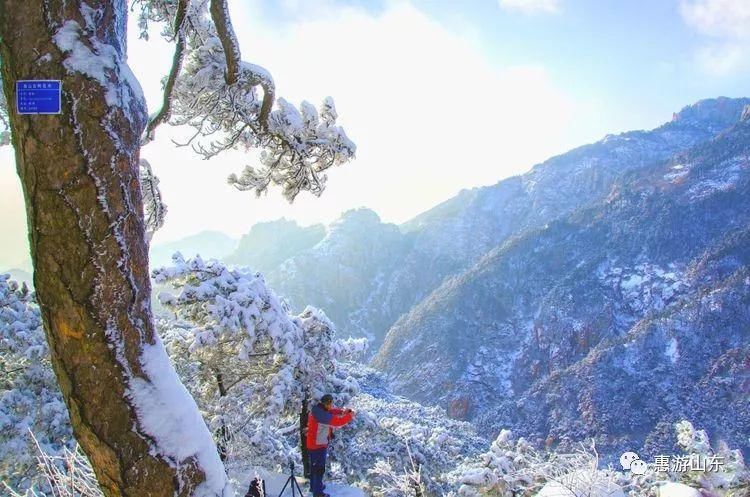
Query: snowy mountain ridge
[
  {"left": 260, "top": 97, "right": 750, "bottom": 352},
  {"left": 374, "top": 109, "right": 750, "bottom": 460}
]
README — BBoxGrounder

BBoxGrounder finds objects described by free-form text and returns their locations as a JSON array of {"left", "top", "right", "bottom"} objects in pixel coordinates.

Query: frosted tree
[
  {"left": 448, "top": 430, "right": 624, "bottom": 497},
  {"left": 0, "top": 0, "right": 354, "bottom": 494},
  {"left": 153, "top": 254, "right": 365, "bottom": 472},
  {"left": 295, "top": 305, "right": 366, "bottom": 476},
  {"left": 0, "top": 275, "right": 73, "bottom": 493},
  {"left": 137, "top": 0, "right": 355, "bottom": 200}
]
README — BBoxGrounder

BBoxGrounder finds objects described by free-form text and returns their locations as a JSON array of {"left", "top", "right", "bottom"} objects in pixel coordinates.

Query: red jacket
[{"left": 306, "top": 404, "right": 353, "bottom": 450}]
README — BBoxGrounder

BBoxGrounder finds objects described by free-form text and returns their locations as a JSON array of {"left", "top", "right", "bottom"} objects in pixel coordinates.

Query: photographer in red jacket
[{"left": 306, "top": 394, "right": 354, "bottom": 497}]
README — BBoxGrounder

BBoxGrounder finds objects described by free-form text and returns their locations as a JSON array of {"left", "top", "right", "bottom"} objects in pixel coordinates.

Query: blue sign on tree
[{"left": 16, "top": 80, "right": 62, "bottom": 115}]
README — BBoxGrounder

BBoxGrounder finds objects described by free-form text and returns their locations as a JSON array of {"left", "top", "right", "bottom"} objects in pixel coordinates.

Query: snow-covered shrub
[
  {"left": 367, "top": 441, "right": 426, "bottom": 497},
  {"left": 620, "top": 420, "right": 748, "bottom": 497},
  {"left": 447, "top": 430, "right": 620, "bottom": 496},
  {"left": 449, "top": 420, "right": 748, "bottom": 497},
  {"left": 326, "top": 364, "right": 486, "bottom": 496},
  {"left": 0, "top": 275, "right": 73, "bottom": 492}
]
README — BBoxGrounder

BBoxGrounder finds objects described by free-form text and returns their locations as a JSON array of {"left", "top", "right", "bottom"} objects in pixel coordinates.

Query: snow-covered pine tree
[
  {"left": 0, "top": 275, "right": 73, "bottom": 493},
  {"left": 153, "top": 254, "right": 366, "bottom": 473}
]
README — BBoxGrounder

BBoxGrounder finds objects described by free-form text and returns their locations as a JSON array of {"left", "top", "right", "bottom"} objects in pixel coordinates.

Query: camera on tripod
[
  {"left": 277, "top": 460, "right": 304, "bottom": 497},
  {"left": 244, "top": 461, "right": 303, "bottom": 497}
]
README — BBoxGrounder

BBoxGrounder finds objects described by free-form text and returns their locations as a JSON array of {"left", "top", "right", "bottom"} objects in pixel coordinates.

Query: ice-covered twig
[{"left": 3, "top": 431, "right": 102, "bottom": 497}]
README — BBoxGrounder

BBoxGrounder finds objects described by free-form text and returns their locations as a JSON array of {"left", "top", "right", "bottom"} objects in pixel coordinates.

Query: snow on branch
[
  {"left": 135, "top": 0, "right": 356, "bottom": 202},
  {"left": 139, "top": 159, "right": 168, "bottom": 241}
]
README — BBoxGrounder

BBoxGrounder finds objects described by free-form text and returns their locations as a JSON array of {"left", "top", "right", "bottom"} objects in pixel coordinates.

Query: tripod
[{"left": 278, "top": 461, "right": 305, "bottom": 497}]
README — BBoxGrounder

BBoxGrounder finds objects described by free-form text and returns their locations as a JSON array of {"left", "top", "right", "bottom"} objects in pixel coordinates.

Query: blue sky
[
  {"left": 252, "top": 0, "right": 749, "bottom": 133},
  {"left": 1, "top": 0, "right": 749, "bottom": 269}
]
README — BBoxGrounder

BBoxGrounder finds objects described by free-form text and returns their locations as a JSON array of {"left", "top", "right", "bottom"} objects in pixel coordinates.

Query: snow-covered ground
[
  {"left": 655, "top": 482, "right": 701, "bottom": 497},
  {"left": 233, "top": 467, "right": 366, "bottom": 497}
]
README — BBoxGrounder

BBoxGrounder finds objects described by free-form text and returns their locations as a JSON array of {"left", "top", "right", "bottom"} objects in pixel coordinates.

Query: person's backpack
[{"left": 244, "top": 477, "right": 266, "bottom": 497}]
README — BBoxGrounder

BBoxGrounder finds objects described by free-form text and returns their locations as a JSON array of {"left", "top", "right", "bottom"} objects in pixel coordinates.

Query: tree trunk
[
  {"left": 300, "top": 394, "right": 310, "bottom": 478},
  {"left": 0, "top": 1, "right": 226, "bottom": 495}
]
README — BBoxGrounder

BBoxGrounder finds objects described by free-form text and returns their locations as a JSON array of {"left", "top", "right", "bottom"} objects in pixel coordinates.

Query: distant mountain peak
[
  {"left": 246, "top": 218, "right": 305, "bottom": 234},
  {"left": 742, "top": 104, "right": 750, "bottom": 122},
  {"left": 335, "top": 208, "right": 382, "bottom": 225},
  {"left": 670, "top": 97, "right": 750, "bottom": 131}
]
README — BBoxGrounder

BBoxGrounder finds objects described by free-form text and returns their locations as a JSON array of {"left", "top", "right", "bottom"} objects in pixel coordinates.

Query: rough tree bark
[{"left": 0, "top": 1, "right": 223, "bottom": 495}]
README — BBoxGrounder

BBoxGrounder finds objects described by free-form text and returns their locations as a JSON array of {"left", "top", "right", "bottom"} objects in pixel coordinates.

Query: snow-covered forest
[
  {"left": 1, "top": 0, "right": 750, "bottom": 496},
  {"left": 3, "top": 266, "right": 749, "bottom": 496}
]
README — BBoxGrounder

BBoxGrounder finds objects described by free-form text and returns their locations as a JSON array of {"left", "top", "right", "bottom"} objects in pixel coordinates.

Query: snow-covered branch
[
  {"left": 135, "top": 0, "right": 355, "bottom": 201},
  {"left": 208, "top": 0, "right": 241, "bottom": 86}
]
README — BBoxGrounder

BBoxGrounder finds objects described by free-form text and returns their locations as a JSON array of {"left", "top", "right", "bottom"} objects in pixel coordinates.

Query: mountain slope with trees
[
  {"left": 263, "top": 98, "right": 750, "bottom": 353},
  {"left": 373, "top": 107, "right": 750, "bottom": 459}
]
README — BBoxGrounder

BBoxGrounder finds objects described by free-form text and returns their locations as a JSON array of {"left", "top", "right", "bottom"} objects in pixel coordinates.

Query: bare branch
[{"left": 143, "top": 0, "right": 189, "bottom": 143}]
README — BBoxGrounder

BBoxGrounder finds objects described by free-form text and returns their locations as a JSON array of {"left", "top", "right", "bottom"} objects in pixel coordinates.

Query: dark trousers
[{"left": 308, "top": 447, "right": 327, "bottom": 496}]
